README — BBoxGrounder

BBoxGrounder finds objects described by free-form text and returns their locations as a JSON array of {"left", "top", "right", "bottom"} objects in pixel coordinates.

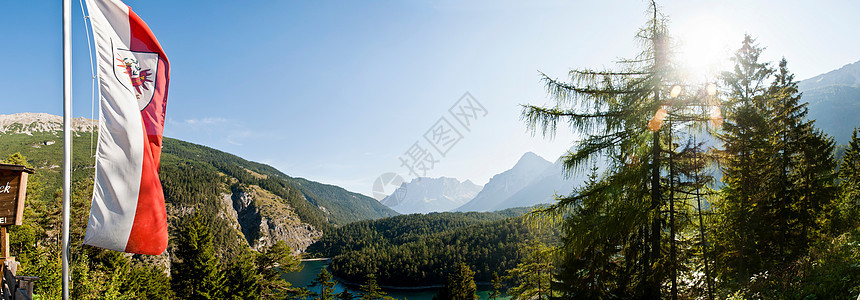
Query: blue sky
[{"left": 2, "top": 0, "right": 859, "bottom": 197}]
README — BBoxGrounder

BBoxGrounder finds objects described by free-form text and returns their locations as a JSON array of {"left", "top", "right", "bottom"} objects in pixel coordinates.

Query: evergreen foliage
[
  {"left": 488, "top": 272, "right": 504, "bottom": 300},
  {"left": 713, "top": 37, "right": 838, "bottom": 293},
  {"left": 224, "top": 254, "right": 261, "bottom": 300},
  {"left": 522, "top": 2, "right": 681, "bottom": 298},
  {"left": 163, "top": 138, "right": 398, "bottom": 228},
  {"left": 834, "top": 128, "right": 860, "bottom": 230},
  {"left": 310, "top": 268, "right": 337, "bottom": 300},
  {"left": 0, "top": 132, "right": 383, "bottom": 299},
  {"left": 435, "top": 262, "right": 478, "bottom": 300},
  {"left": 310, "top": 211, "right": 540, "bottom": 287},
  {"left": 336, "top": 290, "right": 355, "bottom": 300},
  {"left": 171, "top": 214, "right": 224, "bottom": 300},
  {"left": 358, "top": 274, "right": 392, "bottom": 300},
  {"left": 255, "top": 241, "right": 303, "bottom": 299},
  {"left": 505, "top": 240, "right": 553, "bottom": 300}
]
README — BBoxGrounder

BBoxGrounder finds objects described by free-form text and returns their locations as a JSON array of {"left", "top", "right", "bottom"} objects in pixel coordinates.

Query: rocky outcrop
[
  {"left": 228, "top": 185, "right": 322, "bottom": 254},
  {"left": 0, "top": 113, "right": 96, "bottom": 134}
]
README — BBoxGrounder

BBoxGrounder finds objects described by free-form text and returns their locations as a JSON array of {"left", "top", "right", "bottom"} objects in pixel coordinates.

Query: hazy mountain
[
  {"left": 454, "top": 152, "right": 552, "bottom": 212},
  {"left": 799, "top": 60, "right": 860, "bottom": 144},
  {"left": 493, "top": 155, "right": 593, "bottom": 211},
  {"left": 381, "top": 177, "right": 482, "bottom": 214}
]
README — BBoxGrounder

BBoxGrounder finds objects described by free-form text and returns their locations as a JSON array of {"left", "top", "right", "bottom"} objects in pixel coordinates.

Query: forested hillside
[
  {"left": 305, "top": 207, "right": 550, "bottom": 287},
  {"left": 0, "top": 113, "right": 398, "bottom": 298},
  {"left": 162, "top": 138, "right": 398, "bottom": 229}
]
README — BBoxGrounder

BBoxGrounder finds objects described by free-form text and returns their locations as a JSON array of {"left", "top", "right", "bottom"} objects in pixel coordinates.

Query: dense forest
[
  {"left": 0, "top": 133, "right": 398, "bottom": 299},
  {"left": 305, "top": 208, "right": 545, "bottom": 287}
]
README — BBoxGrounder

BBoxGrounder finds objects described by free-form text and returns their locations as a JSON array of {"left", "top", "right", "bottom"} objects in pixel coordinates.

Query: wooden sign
[{"left": 0, "top": 164, "right": 34, "bottom": 226}]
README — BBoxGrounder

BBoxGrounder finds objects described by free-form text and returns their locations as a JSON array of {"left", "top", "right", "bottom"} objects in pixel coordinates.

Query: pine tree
[
  {"left": 255, "top": 241, "right": 301, "bottom": 299},
  {"left": 505, "top": 241, "right": 553, "bottom": 300},
  {"left": 311, "top": 268, "right": 337, "bottom": 300},
  {"left": 337, "top": 290, "right": 355, "bottom": 300},
  {"left": 1, "top": 152, "right": 32, "bottom": 167},
  {"left": 171, "top": 214, "right": 224, "bottom": 300},
  {"left": 488, "top": 272, "right": 504, "bottom": 300},
  {"left": 436, "top": 262, "right": 478, "bottom": 300},
  {"left": 768, "top": 58, "right": 837, "bottom": 261},
  {"left": 359, "top": 274, "right": 389, "bottom": 300},
  {"left": 835, "top": 128, "right": 860, "bottom": 230},
  {"left": 712, "top": 35, "right": 775, "bottom": 282},
  {"left": 522, "top": 2, "right": 681, "bottom": 298},
  {"left": 225, "top": 254, "right": 261, "bottom": 300},
  {"left": 714, "top": 38, "right": 838, "bottom": 291}
]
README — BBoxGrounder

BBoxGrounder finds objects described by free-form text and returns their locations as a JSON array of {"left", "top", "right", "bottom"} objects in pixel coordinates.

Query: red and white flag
[{"left": 84, "top": 0, "right": 170, "bottom": 255}]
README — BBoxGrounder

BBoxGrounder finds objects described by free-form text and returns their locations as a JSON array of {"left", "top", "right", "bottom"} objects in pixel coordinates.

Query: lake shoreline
[
  {"left": 301, "top": 257, "right": 332, "bottom": 262},
  {"left": 333, "top": 274, "right": 497, "bottom": 291},
  {"left": 286, "top": 259, "right": 507, "bottom": 299}
]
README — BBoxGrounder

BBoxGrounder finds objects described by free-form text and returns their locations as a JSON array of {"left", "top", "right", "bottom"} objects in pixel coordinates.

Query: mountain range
[
  {"left": 380, "top": 177, "right": 482, "bottom": 214},
  {"left": 381, "top": 59, "right": 860, "bottom": 214},
  {"left": 382, "top": 151, "right": 594, "bottom": 214},
  {"left": 799, "top": 59, "right": 860, "bottom": 145}
]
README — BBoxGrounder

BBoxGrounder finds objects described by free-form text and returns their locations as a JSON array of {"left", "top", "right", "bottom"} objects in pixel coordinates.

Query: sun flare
[{"left": 675, "top": 15, "right": 739, "bottom": 82}]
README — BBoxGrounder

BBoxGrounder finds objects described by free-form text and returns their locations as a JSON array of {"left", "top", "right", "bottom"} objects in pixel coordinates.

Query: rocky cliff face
[
  {"left": 0, "top": 112, "right": 325, "bottom": 257},
  {"left": 0, "top": 112, "right": 96, "bottom": 134},
  {"left": 227, "top": 184, "right": 322, "bottom": 253}
]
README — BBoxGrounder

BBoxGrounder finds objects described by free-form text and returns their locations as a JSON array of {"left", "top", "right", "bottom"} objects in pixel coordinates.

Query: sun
[{"left": 675, "top": 15, "right": 739, "bottom": 82}]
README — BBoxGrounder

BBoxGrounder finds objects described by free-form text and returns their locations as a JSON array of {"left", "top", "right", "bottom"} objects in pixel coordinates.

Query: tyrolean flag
[{"left": 84, "top": 0, "right": 170, "bottom": 255}]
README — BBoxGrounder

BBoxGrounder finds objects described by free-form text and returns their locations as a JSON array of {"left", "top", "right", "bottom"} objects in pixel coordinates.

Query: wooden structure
[{"left": 0, "top": 164, "right": 35, "bottom": 300}]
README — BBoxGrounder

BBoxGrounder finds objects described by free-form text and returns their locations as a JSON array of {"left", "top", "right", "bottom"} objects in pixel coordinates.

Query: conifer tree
[
  {"left": 1, "top": 152, "right": 31, "bottom": 167},
  {"left": 359, "top": 274, "right": 389, "bottom": 300},
  {"left": 255, "top": 241, "right": 302, "bottom": 299},
  {"left": 337, "top": 290, "right": 355, "bottom": 300},
  {"left": 488, "top": 272, "right": 504, "bottom": 300},
  {"left": 768, "top": 58, "right": 837, "bottom": 260},
  {"left": 712, "top": 34, "right": 775, "bottom": 282},
  {"left": 436, "top": 262, "right": 478, "bottom": 300},
  {"left": 835, "top": 128, "right": 860, "bottom": 230},
  {"left": 311, "top": 268, "right": 337, "bottom": 300},
  {"left": 225, "top": 254, "right": 261, "bottom": 300},
  {"left": 171, "top": 214, "right": 224, "bottom": 300},
  {"left": 522, "top": 2, "right": 680, "bottom": 298},
  {"left": 506, "top": 241, "right": 552, "bottom": 300},
  {"left": 714, "top": 37, "right": 838, "bottom": 290}
]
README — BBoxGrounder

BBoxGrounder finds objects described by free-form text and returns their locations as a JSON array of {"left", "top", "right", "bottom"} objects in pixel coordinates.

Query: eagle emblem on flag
[
  {"left": 116, "top": 55, "right": 152, "bottom": 94},
  {"left": 112, "top": 48, "right": 160, "bottom": 111}
]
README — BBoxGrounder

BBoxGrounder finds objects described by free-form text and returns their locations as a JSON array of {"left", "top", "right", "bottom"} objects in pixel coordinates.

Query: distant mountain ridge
[
  {"left": 456, "top": 151, "right": 594, "bottom": 212},
  {"left": 0, "top": 112, "right": 96, "bottom": 134},
  {"left": 799, "top": 59, "right": 860, "bottom": 145},
  {"left": 455, "top": 152, "right": 552, "bottom": 212},
  {"left": 377, "top": 151, "right": 592, "bottom": 214},
  {"left": 799, "top": 60, "right": 860, "bottom": 91},
  {"left": 381, "top": 177, "right": 482, "bottom": 214}
]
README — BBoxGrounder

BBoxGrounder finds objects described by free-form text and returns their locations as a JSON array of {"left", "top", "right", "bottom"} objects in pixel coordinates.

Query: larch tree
[
  {"left": 505, "top": 241, "right": 553, "bottom": 300},
  {"left": 522, "top": 2, "right": 689, "bottom": 298}
]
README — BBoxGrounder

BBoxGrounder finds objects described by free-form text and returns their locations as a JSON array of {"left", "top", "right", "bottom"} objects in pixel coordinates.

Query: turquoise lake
[{"left": 282, "top": 260, "right": 507, "bottom": 300}]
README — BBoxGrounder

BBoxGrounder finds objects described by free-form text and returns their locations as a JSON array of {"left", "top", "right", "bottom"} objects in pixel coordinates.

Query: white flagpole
[{"left": 62, "top": 0, "right": 72, "bottom": 299}]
